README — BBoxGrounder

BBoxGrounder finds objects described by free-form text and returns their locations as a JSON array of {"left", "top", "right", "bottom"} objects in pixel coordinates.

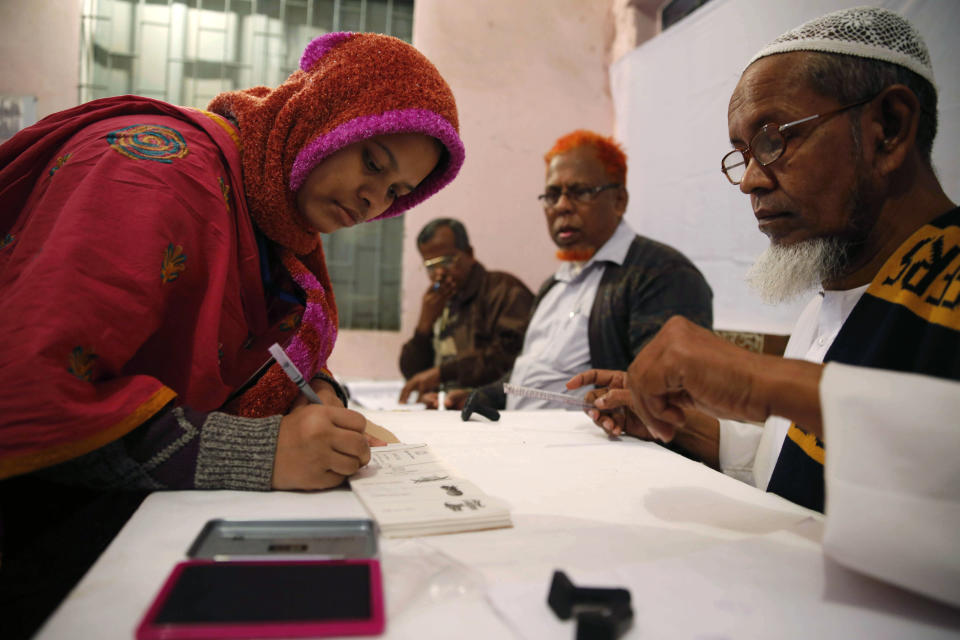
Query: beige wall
[
  {"left": 329, "top": 0, "right": 618, "bottom": 379},
  {"left": 0, "top": 0, "right": 82, "bottom": 118}
]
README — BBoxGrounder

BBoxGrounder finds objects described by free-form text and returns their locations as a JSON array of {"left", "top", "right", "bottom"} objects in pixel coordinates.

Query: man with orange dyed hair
[{"left": 463, "top": 130, "right": 713, "bottom": 411}]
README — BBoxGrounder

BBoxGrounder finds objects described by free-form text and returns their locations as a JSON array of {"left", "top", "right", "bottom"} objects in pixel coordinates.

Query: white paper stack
[{"left": 349, "top": 443, "right": 512, "bottom": 538}]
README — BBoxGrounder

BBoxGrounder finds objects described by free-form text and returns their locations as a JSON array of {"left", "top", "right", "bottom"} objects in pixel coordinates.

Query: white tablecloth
[{"left": 36, "top": 410, "right": 960, "bottom": 639}]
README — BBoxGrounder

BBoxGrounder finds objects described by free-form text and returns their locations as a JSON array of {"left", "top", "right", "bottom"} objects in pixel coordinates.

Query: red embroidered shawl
[
  {"left": 0, "top": 98, "right": 305, "bottom": 478},
  {"left": 0, "top": 32, "right": 465, "bottom": 480}
]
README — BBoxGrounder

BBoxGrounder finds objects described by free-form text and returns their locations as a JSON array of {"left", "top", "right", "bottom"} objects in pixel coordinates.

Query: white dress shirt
[
  {"left": 718, "top": 284, "right": 869, "bottom": 488},
  {"left": 507, "top": 221, "right": 635, "bottom": 410}
]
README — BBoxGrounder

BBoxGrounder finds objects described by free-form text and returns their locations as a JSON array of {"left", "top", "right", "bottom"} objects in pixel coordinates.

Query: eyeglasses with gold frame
[{"left": 721, "top": 94, "right": 877, "bottom": 185}]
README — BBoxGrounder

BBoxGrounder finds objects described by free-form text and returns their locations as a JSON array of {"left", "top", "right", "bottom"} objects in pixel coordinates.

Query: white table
[{"left": 37, "top": 410, "right": 960, "bottom": 639}]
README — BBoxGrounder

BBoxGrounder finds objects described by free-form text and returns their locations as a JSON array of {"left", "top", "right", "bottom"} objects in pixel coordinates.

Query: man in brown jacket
[{"left": 399, "top": 218, "right": 534, "bottom": 405}]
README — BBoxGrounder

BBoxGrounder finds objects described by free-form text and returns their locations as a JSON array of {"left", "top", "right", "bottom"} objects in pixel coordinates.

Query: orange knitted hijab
[
  {"left": 209, "top": 32, "right": 464, "bottom": 416},
  {"left": 209, "top": 32, "right": 462, "bottom": 255}
]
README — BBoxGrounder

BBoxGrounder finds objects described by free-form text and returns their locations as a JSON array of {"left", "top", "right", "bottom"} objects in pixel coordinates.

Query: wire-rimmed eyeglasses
[
  {"left": 423, "top": 254, "right": 459, "bottom": 272},
  {"left": 538, "top": 183, "right": 621, "bottom": 207},
  {"left": 721, "top": 95, "right": 876, "bottom": 185}
]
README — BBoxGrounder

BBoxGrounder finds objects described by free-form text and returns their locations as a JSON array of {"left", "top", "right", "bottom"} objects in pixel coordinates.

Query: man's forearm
[
  {"left": 667, "top": 356, "right": 824, "bottom": 466},
  {"left": 672, "top": 410, "right": 721, "bottom": 469},
  {"left": 399, "top": 331, "right": 435, "bottom": 379},
  {"left": 415, "top": 318, "right": 435, "bottom": 335},
  {"left": 752, "top": 357, "right": 825, "bottom": 438}
]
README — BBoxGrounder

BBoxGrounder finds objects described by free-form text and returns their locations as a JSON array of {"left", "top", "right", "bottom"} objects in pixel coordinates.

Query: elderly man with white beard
[{"left": 569, "top": 7, "right": 959, "bottom": 514}]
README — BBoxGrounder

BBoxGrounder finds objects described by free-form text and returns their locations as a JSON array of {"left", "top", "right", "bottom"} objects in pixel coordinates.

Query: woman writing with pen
[
  {"left": 0, "top": 31, "right": 463, "bottom": 632},
  {"left": 0, "top": 31, "right": 462, "bottom": 492}
]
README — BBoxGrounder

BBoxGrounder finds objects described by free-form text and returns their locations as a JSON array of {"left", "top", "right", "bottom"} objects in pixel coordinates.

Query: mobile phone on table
[
  {"left": 135, "top": 558, "right": 384, "bottom": 639},
  {"left": 186, "top": 519, "right": 379, "bottom": 560}
]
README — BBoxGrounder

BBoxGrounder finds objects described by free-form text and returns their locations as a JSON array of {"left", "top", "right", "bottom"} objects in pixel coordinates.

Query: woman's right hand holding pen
[{"left": 272, "top": 405, "right": 372, "bottom": 490}]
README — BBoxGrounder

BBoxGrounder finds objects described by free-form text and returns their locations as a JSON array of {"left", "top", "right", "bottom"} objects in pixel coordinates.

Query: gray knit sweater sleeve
[
  {"left": 194, "top": 412, "right": 281, "bottom": 490},
  {"left": 30, "top": 407, "right": 281, "bottom": 492}
]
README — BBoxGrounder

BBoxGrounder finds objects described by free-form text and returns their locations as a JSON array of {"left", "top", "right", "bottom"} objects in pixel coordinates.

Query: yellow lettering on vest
[
  {"left": 870, "top": 223, "right": 960, "bottom": 331},
  {"left": 785, "top": 423, "right": 825, "bottom": 465}
]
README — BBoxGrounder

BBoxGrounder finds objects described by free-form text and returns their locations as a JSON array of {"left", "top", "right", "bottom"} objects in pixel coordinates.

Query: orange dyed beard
[{"left": 556, "top": 248, "right": 596, "bottom": 262}]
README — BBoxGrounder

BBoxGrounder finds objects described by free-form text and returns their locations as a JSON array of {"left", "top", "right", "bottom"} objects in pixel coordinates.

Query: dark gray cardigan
[{"left": 483, "top": 234, "right": 713, "bottom": 408}]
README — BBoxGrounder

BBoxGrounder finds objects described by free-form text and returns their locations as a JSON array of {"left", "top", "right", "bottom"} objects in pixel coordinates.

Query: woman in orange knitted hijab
[
  {"left": 0, "top": 32, "right": 463, "bottom": 495},
  {"left": 211, "top": 32, "right": 464, "bottom": 421}
]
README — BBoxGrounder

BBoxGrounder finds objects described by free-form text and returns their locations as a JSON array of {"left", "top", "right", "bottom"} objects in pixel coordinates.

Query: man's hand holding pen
[{"left": 566, "top": 369, "right": 654, "bottom": 439}]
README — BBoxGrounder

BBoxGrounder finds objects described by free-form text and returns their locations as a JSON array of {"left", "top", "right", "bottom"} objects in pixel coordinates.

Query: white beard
[{"left": 746, "top": 237, "right": 848, "bottom": 304}]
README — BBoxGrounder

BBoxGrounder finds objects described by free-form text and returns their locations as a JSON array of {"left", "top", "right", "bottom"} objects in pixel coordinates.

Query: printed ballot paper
[{"left": 350, "top": 443, "right": 511, "bottom": 538}]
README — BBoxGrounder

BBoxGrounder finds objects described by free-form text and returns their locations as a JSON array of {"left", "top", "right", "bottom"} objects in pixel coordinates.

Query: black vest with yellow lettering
[{"left": 767, "top": 206, "right": 960, "bottom": 512}]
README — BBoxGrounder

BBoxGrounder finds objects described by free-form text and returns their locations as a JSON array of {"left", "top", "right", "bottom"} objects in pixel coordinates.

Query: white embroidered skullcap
[{"left": 747, "top": 6, "right": 936, "bottom": 90}]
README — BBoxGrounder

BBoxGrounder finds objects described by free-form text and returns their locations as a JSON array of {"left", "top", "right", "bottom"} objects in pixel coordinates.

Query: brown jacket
[{"left": 400, "top": 262, "right": 533, "bottom": 387}]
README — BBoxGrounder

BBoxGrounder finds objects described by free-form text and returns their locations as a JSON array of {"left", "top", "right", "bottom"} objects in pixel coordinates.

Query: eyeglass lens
[
  {"left": 721, "top": 151, "right": 747, "bottom": 184},
  {"left": 721, "top": 125, "right": 787, "bottom": 184},
  {"left": 751, "top": 125, "right": 786, "bottom": 165}
]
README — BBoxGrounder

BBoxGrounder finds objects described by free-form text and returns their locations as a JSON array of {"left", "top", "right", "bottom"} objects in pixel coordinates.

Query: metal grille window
[{"left": 79, "top": 0, "right": 414, "bottom": 330}]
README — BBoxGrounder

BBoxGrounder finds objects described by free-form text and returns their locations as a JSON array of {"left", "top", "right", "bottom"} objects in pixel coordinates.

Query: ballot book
[{"left": 349, "top": 443, "right": 512, "bottom": 538}]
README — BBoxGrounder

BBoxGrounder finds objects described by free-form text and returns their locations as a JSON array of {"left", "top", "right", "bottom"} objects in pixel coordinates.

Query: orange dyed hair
[{"left": 544, "top": 130, "right": 627, "bottom": 184}]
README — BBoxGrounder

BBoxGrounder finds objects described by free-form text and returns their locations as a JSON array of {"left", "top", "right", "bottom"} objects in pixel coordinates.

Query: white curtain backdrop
[{"left": 611, "top": 0, "right": 960, "bottom": 333}]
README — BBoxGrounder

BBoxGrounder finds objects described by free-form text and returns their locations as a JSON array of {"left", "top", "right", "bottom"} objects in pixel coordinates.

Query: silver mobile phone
[{"left": 186, "top": 519, "right": 379, "bottom": 560}]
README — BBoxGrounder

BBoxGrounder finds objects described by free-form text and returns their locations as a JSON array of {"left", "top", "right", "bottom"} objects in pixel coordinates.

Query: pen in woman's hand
[{"left": 268, "top": 343, "right": 323, "bottom": 404}]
